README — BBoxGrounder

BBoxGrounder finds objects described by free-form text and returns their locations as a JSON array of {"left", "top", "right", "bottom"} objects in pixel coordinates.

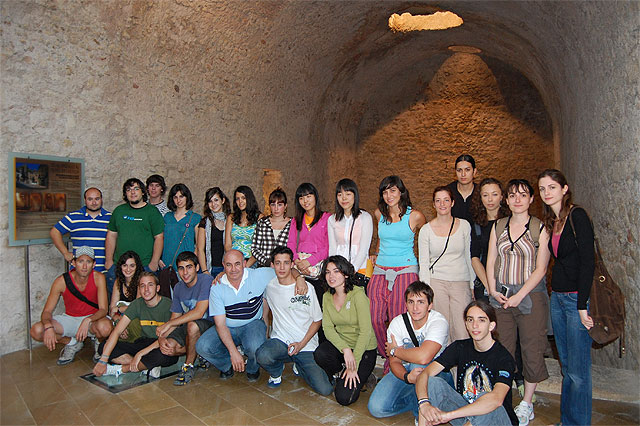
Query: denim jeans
[
  {"left": 105, "top": 264, "right": 116, "bottom": 298},
  {"left": 550, "top": 291, "right": 592, "bottom": 425},
  {"left": 255, "top": 338, "right": 332, "bottom": 395},
  {"left": 209, "top": 266, "right": 224, "bottom": 276},
  {"left": 368, "top": 364, "right": 455, "bottom": 419},
  {"left": 427, "top": 376, "right": 512, "bottom": 426},
  {"left": 196, "top": 318, "right": 266, "bottom": 375}
]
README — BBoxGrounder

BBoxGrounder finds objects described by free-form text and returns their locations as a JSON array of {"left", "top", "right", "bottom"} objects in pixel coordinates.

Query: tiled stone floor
[{"left": 1, "top": 344, "right": 638, "bottom": 425}]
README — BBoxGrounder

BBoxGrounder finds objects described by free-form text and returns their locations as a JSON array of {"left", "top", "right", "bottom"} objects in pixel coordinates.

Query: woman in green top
[{"left": 313, "top": 255, "right": 378, "bottom": 406}]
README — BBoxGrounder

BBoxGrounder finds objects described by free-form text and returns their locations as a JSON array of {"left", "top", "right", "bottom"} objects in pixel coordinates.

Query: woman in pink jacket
[{"left": 287, "top": 182, "right": 330, "bottom": 312}]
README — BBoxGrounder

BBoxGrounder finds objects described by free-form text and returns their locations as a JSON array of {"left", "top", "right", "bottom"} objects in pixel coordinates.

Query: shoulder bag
[{"left": 567, "top": 207, "right": 625, "bottom": 355}]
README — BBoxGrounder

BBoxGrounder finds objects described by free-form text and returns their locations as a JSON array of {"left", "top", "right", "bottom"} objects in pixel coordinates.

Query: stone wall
[
  {"left": 1, "top": 1, "right": 638, "bottom": 370},
  {"left": 0, "top": 0, "right": 331, "bottom": 354},
  {"left": 354, "top": 53, "right": 553, "bottom": 221}
]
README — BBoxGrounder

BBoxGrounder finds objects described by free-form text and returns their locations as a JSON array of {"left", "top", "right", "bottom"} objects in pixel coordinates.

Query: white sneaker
[
  {"left": 149, "top": 366, "right": 161, "bottom": 378},
  {"left": 515, "top": 400, "right": 534, "bottom": 426},
  {"left": 267, "top": 375, "right": 282, "bottom": 388},
  {"left": 92, "top": 337, "right": 101, "bottom": 362},
  {"left": 104, "top": 364, "right": 122, "bottom": 378},
  {"left": 57, "top": 341, "right": 84, "bottom": 365},
  {"left": 292, "top": 363, "right": 299, "bottom": 376}
]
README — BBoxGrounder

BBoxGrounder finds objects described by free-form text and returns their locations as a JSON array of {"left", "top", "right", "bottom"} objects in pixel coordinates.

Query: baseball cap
[{"left": 74, "top": 246, "right": 95, "bottom": 260}]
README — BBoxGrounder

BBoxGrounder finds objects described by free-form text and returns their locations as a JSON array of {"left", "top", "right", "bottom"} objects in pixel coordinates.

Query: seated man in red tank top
[{"left": 30, "top": 246, "right": 113, "bottom": 365}]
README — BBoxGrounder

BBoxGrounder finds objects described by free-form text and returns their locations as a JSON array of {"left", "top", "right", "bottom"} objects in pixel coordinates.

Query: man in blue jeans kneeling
[
  {"left": 368, "top": 281, "right": 449, "bottom": 422},
  {"left": 195, "top": 249, "right": 307, "bottom": 382},
  {"left": 255, "top": 246, "right": 332, "bottom": 394}
]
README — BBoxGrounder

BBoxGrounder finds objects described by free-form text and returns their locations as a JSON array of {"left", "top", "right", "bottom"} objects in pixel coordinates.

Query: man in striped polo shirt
[
  {"left": 50, "top": 187, "right": 111, "bottom": 272},
  {"left": 196, "top": 249, "right": 308, "bottom": 382}
]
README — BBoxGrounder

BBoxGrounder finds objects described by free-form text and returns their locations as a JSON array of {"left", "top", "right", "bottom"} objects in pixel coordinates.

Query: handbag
[
  {"left": 158, "top": 213, "right": 194, "bottom": 298},
  {"left": 567, "top": 208, "right": 626, "bottom": 355}
]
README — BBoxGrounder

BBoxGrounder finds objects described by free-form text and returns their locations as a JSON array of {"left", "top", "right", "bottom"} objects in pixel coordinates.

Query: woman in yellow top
[{"left": 313, "top": 255, "right": 377, "bottom": 406}]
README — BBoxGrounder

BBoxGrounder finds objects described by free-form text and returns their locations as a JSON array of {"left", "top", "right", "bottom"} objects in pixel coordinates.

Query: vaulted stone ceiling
[{"left": 1, "top": 1, "right": 638, "bottom": 368}]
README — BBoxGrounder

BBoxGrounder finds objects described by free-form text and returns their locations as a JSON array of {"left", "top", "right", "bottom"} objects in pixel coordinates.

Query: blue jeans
[
  {"left": 550, "top": 291, "right": 592, "bottom": 425},
  {"left": 196, "top": 318, "right": 266, "bottom": 375},
  {"left": 255, "top": 338, "right": 332, "bottom": 395},
  {"left": 427, "top": 376, "right": 511, "bottom": 426},
  {"left": 368, "top": 364, "right": 454, "bottom": 419},
  {"left": 209, "top": 266, "right": 224, "bottom": 276}
]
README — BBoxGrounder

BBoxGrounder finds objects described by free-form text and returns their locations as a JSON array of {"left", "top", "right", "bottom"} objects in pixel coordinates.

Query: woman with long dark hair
[
  {"left": 369, "top": 176, "right": 426, "bottom": 370},
  {"left": 251, "top": 188, "right": 292, "bottom": 268},
  {"left": 160, "top": 183, "right": 201, "bottom": 271},
  {"left": 486, "top": 179, "right": 551, "bottom": 426},
  {"left": 469, "top": 178, "right": 511, "bottom": 301},
  {"left": 287, "top": 183, "right": 330, "bottom": 297},
  {"left": 419, "top": 186, "right": 475, "bottom": 343},
  {"left": 313, "top": 255, "right": 377, "bottom": 406},
  {"left": 196, "top": 187, "right": 230, "bottom": 276},
  {"left": 328, "top": 179, "right": 373, "bottom": 287},
  {"left": 109, "top": 250, "right": 144, "bottom": 342},
  {"left": 109, "top": 250, "right": 144, "bottom": 317},
  {"left": 538, "top": 169, "right": 594, "bottom": 426},
  {"left": 446, "top": 154, "right": 478, "bottom": 224},
  {"left": 225, "top": 185, "right": 262, "bottom": 268}
]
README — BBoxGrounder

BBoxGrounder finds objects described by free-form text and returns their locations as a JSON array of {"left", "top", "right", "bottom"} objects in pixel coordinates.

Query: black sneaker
[
  {"left": 219, "top": 367, "right": 234, "bottom": 380},
  {"left": 174, "top": 364, "right": 196, "bottom": 386},
  {"left": 196, "top": 355, "right": 211, "bottom": 370},
  {"left": 247, "top": 369, "right": 260, "bottom": 382}
]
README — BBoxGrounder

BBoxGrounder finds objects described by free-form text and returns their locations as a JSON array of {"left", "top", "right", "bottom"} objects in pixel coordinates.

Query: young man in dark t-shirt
[
  {"left": 154, "top": 251, "right": 214, "bottom": 386},
  {"left": 416, "top": 300, "right": 517, "bottom": 426}
]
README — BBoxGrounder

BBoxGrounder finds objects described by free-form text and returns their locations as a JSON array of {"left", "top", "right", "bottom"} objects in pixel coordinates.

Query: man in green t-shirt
[
  {"left": 93, "top": 272, "right": 178, "bottom": 378},
  {"left": 104, "top": 178, "right": 164, "bottom": 295}
]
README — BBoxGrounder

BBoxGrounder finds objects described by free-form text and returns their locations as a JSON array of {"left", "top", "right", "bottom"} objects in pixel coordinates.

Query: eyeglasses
[{"left": 126, "top": 187, "right": 141, "bottom": 192}]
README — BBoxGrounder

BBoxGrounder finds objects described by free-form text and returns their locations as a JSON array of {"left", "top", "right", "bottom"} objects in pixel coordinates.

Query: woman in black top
[
  {"left": 446, "top": 154, "right": 478, "bottom": 224},
  {"left": 469, "top": 178, "right": 510, "bottom": 301},
  {"left": 196, "top": 187, "right": 230, "bottom": 276},
  {"left": 538, "top": 169, "right": 594, "bottom": 426}
]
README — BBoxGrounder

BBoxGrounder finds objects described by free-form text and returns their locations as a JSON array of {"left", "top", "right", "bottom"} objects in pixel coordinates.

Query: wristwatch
[{"left": 390, "top": 347, "right": 396, "bottom": 357}]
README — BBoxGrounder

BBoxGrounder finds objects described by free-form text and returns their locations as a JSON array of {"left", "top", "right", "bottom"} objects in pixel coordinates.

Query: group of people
[{"left": 30, "top": 157, "right": 595, "bottom": 426}]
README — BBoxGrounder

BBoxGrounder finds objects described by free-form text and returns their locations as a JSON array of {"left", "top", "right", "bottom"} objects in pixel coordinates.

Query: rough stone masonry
[{"left": 1, "top": 1, "right": 638, "bottom": 372}]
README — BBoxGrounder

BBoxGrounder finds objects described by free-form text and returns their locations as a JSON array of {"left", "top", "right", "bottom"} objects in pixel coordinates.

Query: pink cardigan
[{"left": 287, "top": 212, "right": 331, "bottom": 266}]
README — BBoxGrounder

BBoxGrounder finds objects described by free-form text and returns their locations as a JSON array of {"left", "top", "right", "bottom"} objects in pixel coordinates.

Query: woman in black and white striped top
[{"left": 251, "top": 188, "right": 292, "bottom": 268}]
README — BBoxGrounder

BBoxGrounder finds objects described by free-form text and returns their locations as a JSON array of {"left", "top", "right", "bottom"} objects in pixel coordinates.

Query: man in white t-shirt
[
  {"left": 368, "top": 281, "right": 449, "bottom": 421},
  {"left": 255, "top": 246, "right": 332, "bottom": 395}
]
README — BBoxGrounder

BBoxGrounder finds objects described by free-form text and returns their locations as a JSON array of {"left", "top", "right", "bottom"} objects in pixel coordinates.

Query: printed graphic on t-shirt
[
  {"left": 461, "top": 362, "right": 493, "bottom": 403},
  {"left": 289, "top": 294, "right": 311, "bottom": 309},
  {"left": 400, "top": 333, "right": 425, "bottom": 348},
  {"left": 180, "top": 299, "right": 198, "bottom": 314}
]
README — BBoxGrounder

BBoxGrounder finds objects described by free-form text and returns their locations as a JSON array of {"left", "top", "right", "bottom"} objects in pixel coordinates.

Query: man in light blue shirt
[{"left": 196, "top": 249, "right": 307, "bottom": 382}]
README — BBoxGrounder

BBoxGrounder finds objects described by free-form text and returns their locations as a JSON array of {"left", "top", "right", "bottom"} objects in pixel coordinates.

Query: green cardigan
[{"left": 322, "top": 286, "right": 377, "bottom": 366}]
